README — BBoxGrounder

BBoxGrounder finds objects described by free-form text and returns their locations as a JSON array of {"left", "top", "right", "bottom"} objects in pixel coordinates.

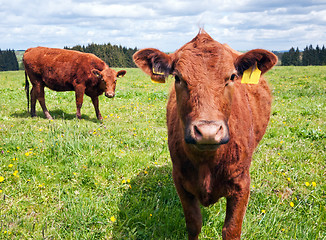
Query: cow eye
[{"left": 230, "top": 73, "right": 237, "bottom": 81}]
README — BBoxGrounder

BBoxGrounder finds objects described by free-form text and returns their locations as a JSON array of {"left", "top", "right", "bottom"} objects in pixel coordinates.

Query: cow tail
[{"left": 25, "top": 70, "right": 30, "bottom": 113}]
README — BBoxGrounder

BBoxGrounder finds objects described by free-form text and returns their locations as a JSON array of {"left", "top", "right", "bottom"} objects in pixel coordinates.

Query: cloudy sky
[{"left": 1, "top": 0, "right": 326, "bottom": 52}]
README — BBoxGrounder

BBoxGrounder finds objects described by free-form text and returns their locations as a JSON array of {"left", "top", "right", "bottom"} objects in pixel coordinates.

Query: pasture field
[{"left": 0, "top": 66, "right": 325, "bottom": 239}]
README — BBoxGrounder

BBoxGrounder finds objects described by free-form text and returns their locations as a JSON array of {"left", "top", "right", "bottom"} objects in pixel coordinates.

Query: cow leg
[
  {"left": 30, "top": 86, "right": 37, "bottom": 117},
  {"left": 91, "top": 96, "right": 103, "bottom": 120},
  {"left": 75, "top": 85, "right": 86, "bottom": 119},
  {"left": 31, "top": 84, "right": 52, "bottom": 119},
  {"left": 222, "top": 175, "right": 250, "bottom": 240},
  {"left": 173, "top": 173, "right": 202, "bottom": 240}
]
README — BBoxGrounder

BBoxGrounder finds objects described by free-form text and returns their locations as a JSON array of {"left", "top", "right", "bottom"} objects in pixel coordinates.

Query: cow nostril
[{"left": 194, "top": 125, "right": 203, "bottom": 139}]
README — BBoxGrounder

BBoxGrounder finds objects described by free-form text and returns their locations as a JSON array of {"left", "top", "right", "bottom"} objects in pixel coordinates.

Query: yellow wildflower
[
  {"left": 8, "top": 164, "right": 13, "bottom": 168},
  {"left": 110, "top": 216, "right": 116, "bottom": 222},
  {"left": 305, "top": 182, "right": 310, "bottom": 187},
  {"left": 290, "top": 202, "right": 294, "bottom": 207},
  {"left": 312, "top": 182, "right": 317, "bottom": 187},
  {"left": 0, "top": 176, "right": 4, "bottom": 182}
]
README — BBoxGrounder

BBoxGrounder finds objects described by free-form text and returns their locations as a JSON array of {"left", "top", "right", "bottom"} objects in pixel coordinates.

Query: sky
[{"left": 1, "top": 0, "right": 326, "bottom": 52}]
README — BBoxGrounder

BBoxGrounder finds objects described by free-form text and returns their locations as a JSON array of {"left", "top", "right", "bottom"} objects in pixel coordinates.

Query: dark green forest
[
  {"left": 2, "top": 43, "right": 326, "bottom": 71},
  {"left": 0, "top": 49, "right": 19, "bottom": 71},
  {"left": 65, "top": 43, "right": 138, "bottom": 68},
  {"left": 282, "top": 45, "right": 326, "bottom": 66}
]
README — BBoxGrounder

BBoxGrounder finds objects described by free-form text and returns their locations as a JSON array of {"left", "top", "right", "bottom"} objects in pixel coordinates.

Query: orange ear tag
[
  {"left": 151, "top": 67, "right": 166, "bottom": 83},
  {"left": 241, "top": 64, "right": 261, "bottom": 84}
]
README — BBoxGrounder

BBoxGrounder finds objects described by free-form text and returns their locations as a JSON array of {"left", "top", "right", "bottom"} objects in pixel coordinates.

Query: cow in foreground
[
  {"left": 133, "top": 30, "right": 277, "bottom": 239},
  {"left": 23, "top": 47, "right": 126, "bottom": 120}
]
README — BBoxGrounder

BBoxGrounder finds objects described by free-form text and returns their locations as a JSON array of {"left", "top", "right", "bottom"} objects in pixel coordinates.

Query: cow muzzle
[
  {"left": 185, "top": 120, "right": 230, "bottom": 151},
  {"left": 105, "top": 92, "right": 115, "bottom": 98}
]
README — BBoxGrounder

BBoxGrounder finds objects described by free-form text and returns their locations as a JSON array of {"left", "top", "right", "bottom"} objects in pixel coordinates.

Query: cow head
[
  {"left": 133, "top": 30, "right": 277, "bottom": 151},
  {"left": 92, "top": 68, "right": 126, "bottom": 98}
]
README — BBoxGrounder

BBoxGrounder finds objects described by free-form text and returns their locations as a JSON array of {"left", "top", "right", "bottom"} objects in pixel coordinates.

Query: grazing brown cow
[
  {"left": 23, "top": 47, "right": 126, "bottom": 120},
  {"left": 133, "top": 30, "right": 277, "bottom": 240}
]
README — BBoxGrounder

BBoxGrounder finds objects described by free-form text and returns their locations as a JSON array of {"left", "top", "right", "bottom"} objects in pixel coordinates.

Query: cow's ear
[
  {"left": 133, "top": 48, "right": 173, "bottom": 83},
  {"left": 92, "top": 69, "right": 102, "bottom": 79},
  {"left": 117, "top": 70, "right": 126, "bottom": 78},
  {"left": 235, "top": 49, "right": 278, "bottom": 76}
]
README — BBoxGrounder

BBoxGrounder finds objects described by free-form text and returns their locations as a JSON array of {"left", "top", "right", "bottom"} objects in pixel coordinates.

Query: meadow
[{"left": 0, "top": 66, "right": 325, "bottom": 239}]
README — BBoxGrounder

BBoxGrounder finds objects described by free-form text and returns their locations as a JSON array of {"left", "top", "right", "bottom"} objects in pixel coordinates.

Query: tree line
[
  {"left": 0, "top": 49, "right": 19, "bottom": 71},
  {"left": 282, "top": 45, "right": 326, "bottom": 66},
  {"left": 2, "top": 43, "right": 326, "bottom": 71},
  {"left": 64, "top": 43, "right": 138, "bottom": 68}
]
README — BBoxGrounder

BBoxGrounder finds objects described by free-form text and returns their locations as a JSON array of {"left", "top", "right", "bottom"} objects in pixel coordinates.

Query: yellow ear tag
[
  {"left": 151, "top": 78, "right": 166, "bottom": 83},
  {"left": 241, "top": 64, "right": 261, "bottom": 84},
  {"left": 151, "top": 67, "right": 166, "bottom": 83}
]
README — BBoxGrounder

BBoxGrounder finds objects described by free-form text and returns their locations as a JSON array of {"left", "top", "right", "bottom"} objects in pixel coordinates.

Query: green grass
[{"left": 0, "top": 66, "right": 325, "bottom": 239}]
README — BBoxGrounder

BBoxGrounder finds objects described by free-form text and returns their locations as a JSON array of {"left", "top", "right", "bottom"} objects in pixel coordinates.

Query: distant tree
[
  {"left": 65, "top": 43, "right": 138, "bottom": 68},
  {"left": 321, "top": 45, "right": 326, "bottom": 65},
  {"left": 302, "top": 46, "right": 310, "bottom": 66},
  {"left": 282, "top": 44, "right": 326, "bottom": 66},
  {"left": 282, "top": 47, "right": 301, "bottom": 66},
  {"left": 281, "top": 51, "right": 290, "bottom": 66},
  {"left": 315, "top": 45, "right": 321, "bottom": 65},
  {"left": 0, "top": 49, "right": 19, "bottom": 71},
  {"left": 295, "top": 47, "right": 301, "bottom": 66}
]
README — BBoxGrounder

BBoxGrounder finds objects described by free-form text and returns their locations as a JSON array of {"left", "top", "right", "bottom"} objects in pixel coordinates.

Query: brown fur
[
  {"left": 133, "top": 30, "right": 277, "bottom": 240},
  {"left": 23, "top": 47, "right": 126, "bottom": 120}
]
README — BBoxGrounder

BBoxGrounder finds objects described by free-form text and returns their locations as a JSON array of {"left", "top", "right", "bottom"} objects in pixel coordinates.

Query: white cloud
[{"left": 0, "top": 0, "right": 325, "bottom": 51}]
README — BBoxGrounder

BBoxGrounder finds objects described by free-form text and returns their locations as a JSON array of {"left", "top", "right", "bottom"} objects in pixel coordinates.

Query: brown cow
[
  {"left": 133, "top": 30, "right": 277, "bottom": 240},
  {"left": 23, "top": 47, "right": 126, "bottom": 120}
]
